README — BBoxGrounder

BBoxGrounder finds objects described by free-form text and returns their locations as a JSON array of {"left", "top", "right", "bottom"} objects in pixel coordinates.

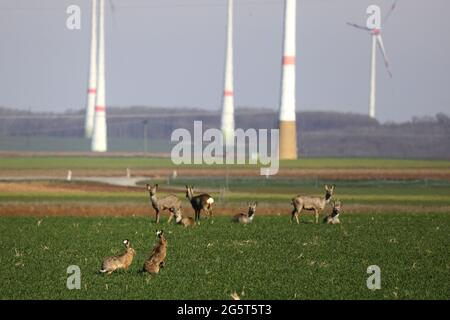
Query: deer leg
[
  {"left": 208, "top": 204, "right": 213, "bottom": 218},
  {"left": 315, "top": 209, "right": 319, "bottom": 224},
  {"left": 195, "top": 210, "right": 199, "bottom": 222},
  {"left": 294, "top": 207, "right": 301, "bottom": 224},
  {"left": 167, "top": 212, "right": 173, "bottom": 224},
  {"left": 290, "top": 208, "right": 297, "bottom": 224},
  {"left": 155, "top": 209, "right": 160, "bottom": 224}
]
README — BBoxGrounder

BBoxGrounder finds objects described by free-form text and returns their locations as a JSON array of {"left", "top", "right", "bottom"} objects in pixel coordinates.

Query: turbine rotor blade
[
  {"left": 383, "top": 0, "right": 398, "bottom": 25},
  {"left": 346, "top": 22, "right": 371, "bottom": 31},
  {"left": 376, "top": 35, "right": 392, "bottom": 78}
]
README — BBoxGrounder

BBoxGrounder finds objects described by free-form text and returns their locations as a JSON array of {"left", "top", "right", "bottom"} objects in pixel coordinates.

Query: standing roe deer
[
  {"left": 291, "top": 185, "right": 335, "bottom": 224},
  {"left": 232, "top": 202, "right": 257, "bottom": 224},
  {"left": 143, "top": 230, "right": 167, "bottom": 274},
  {"left": 146, "top": 184, "right": 181, "bottom": 224},
  {"left": 185, "top": 185, "right": 214, "bottom": 223}
]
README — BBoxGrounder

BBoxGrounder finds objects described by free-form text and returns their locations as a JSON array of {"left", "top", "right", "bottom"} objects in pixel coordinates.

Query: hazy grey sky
[{"left": 0, "top": 0, "right": 449, "bottom": 122}]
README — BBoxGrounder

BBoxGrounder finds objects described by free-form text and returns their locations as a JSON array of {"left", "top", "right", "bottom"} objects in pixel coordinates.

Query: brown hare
[
  {"left": 143, "top": 230, "right": 167, "bottom": 274},
  {"left": 100, "top": 239, "right": 136, "bottom": 275}
]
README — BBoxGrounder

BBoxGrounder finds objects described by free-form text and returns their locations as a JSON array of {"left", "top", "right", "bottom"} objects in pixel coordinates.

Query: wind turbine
[
  {"left": 91, "top": 0, "right": 107, "bottom": 152},
  {"left": 278, "top": 0, "right": 298, "bottom": 160},
  {"left": 347, "top": 1, "right": 397, "bottom": 119},
  {"left": 84, "top": 0, "right": 97, "bottom": 138},
  {"left": 221, "top": 0, "right": 235, "bottom": 147}
]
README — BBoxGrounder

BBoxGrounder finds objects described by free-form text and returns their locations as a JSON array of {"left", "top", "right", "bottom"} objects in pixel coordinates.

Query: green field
[
  {"left": 1, "top": 156, "right": 449, "bottom": 300},
  {"left": 1, "top": 156, "right": 450, "bottom": 170},
  {"left": 0, "top": 214, "right": 448, "bottom": 299}
]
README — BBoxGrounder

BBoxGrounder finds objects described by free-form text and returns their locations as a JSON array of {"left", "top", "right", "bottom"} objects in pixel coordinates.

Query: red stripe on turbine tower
[
  {"left": 283, "top": 56, "right": 296, "bottom": 65},
  {"left": 88, "top": 88, "right": 97, "bottom": 94},
  {"left": 95, "top": 106, "right": 105, "bottom": 112},
  {"left": 224, "top": 90, "right": 233, "bottom": 97}
]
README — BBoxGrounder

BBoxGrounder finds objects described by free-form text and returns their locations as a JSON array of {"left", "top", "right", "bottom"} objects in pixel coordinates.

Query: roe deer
[
  {"left": 100, "top": 239, "right": 136, "bottom": 275},
  {"left": 324, "top": 200, "right": 342, "bottom": 224},
  {"left": 185, "top": 185, "right": 214, "bottom": 223},
  {"left": 169, "top": 207, "right": 195, "bottom": 227},
  {"left": 232, "top": 202, "right": 257, "bottom": 224},
  {"left": 143, "top": 230, "right": 167, "bottom": 274},
  {"left": 146, "top": 184, "right": 181, "bottom": 224},
  {"left": 291, "top": 185, "right": 335, "bottom": 224}
]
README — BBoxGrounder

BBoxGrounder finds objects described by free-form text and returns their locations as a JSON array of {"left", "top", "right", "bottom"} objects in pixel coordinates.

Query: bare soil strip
[
  {"left": 1, "top": 203, "right": 449, "bottom": 217},
  {"left": 2, "top": 168, "right": 450, "bottom": 180}
]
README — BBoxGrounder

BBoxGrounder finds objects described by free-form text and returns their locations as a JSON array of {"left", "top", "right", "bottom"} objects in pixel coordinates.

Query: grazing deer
[
  {"left": 291, "top": 185, "right": 335, "bottom": 224},
  {"left": 100, "top": 239, "right": 136, "bottom": 275},
  {"left": 185, "top": 185, "right": 214, "bottom": 223},
  {"left": 232, "top": 202, "right": 257, "bottom": 224},
  {"left": 143, "top": 230, "right": 167, "bottom": 274},
  {"left": 169, "top": 207, "right": 195, "bottom": 227},
  {"left": 146, "top": 184, "right": 181, "bottom": 224},
  {"left": 324, "top": 200, "right": 342, "bottom": 224}
]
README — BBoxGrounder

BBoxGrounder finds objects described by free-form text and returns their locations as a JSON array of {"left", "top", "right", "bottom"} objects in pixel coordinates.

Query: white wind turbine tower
[
  {"left": 221, "top": 0, "right": 235, "bottom": 147},
  {"left": 347, "top": 1, "right": 397, "bottom": 119},
  {"left": 91, "top": 0, "right": 107, "bottom": 152},
  {"left": 84, "top": 0, "right": 97, "bottom": 138},
  {"left": 278, "top": 0, "right": 298, "bottom": 160}
]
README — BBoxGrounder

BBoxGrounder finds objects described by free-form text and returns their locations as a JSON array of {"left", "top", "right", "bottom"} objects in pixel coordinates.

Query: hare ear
[{"left": 325, "top": 184, "right": 329, "bottom": 190}]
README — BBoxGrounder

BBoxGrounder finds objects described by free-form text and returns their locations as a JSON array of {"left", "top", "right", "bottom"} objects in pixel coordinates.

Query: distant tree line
[{"left": 0, "top": 106, "right": 449, "bottom": 159}]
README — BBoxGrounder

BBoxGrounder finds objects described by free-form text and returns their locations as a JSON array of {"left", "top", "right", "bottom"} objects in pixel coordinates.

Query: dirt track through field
[{"left": 2, "top": 168, "right": 450, "bottom": 180}]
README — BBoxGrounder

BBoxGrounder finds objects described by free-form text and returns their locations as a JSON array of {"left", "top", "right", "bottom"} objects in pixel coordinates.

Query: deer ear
[
  {"left": 325, "top": 185, "right": 329, "bottom": 190},
  {"left": 155, "top": 184, "right": 158, "bottom": 188}
]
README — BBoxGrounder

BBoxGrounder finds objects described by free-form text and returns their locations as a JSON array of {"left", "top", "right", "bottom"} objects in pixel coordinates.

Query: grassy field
[
  {"left": 0, "top": 156, "right": 449, "bottom": 300},
  {"left": 1, "top": 156, "right": 450, "bottom": 170},
  {"left": 0, "top": 214, "right": 448, "bottom": 300}
]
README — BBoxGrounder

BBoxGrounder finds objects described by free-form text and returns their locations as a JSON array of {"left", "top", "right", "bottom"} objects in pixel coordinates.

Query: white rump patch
[{"left": 207, "top": 197, "right": 214, "bottom": 204}]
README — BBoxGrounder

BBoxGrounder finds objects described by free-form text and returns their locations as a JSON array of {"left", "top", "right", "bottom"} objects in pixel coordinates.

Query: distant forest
[{"left": 0, "top": 106, "right": 449, "bottom": 159}]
